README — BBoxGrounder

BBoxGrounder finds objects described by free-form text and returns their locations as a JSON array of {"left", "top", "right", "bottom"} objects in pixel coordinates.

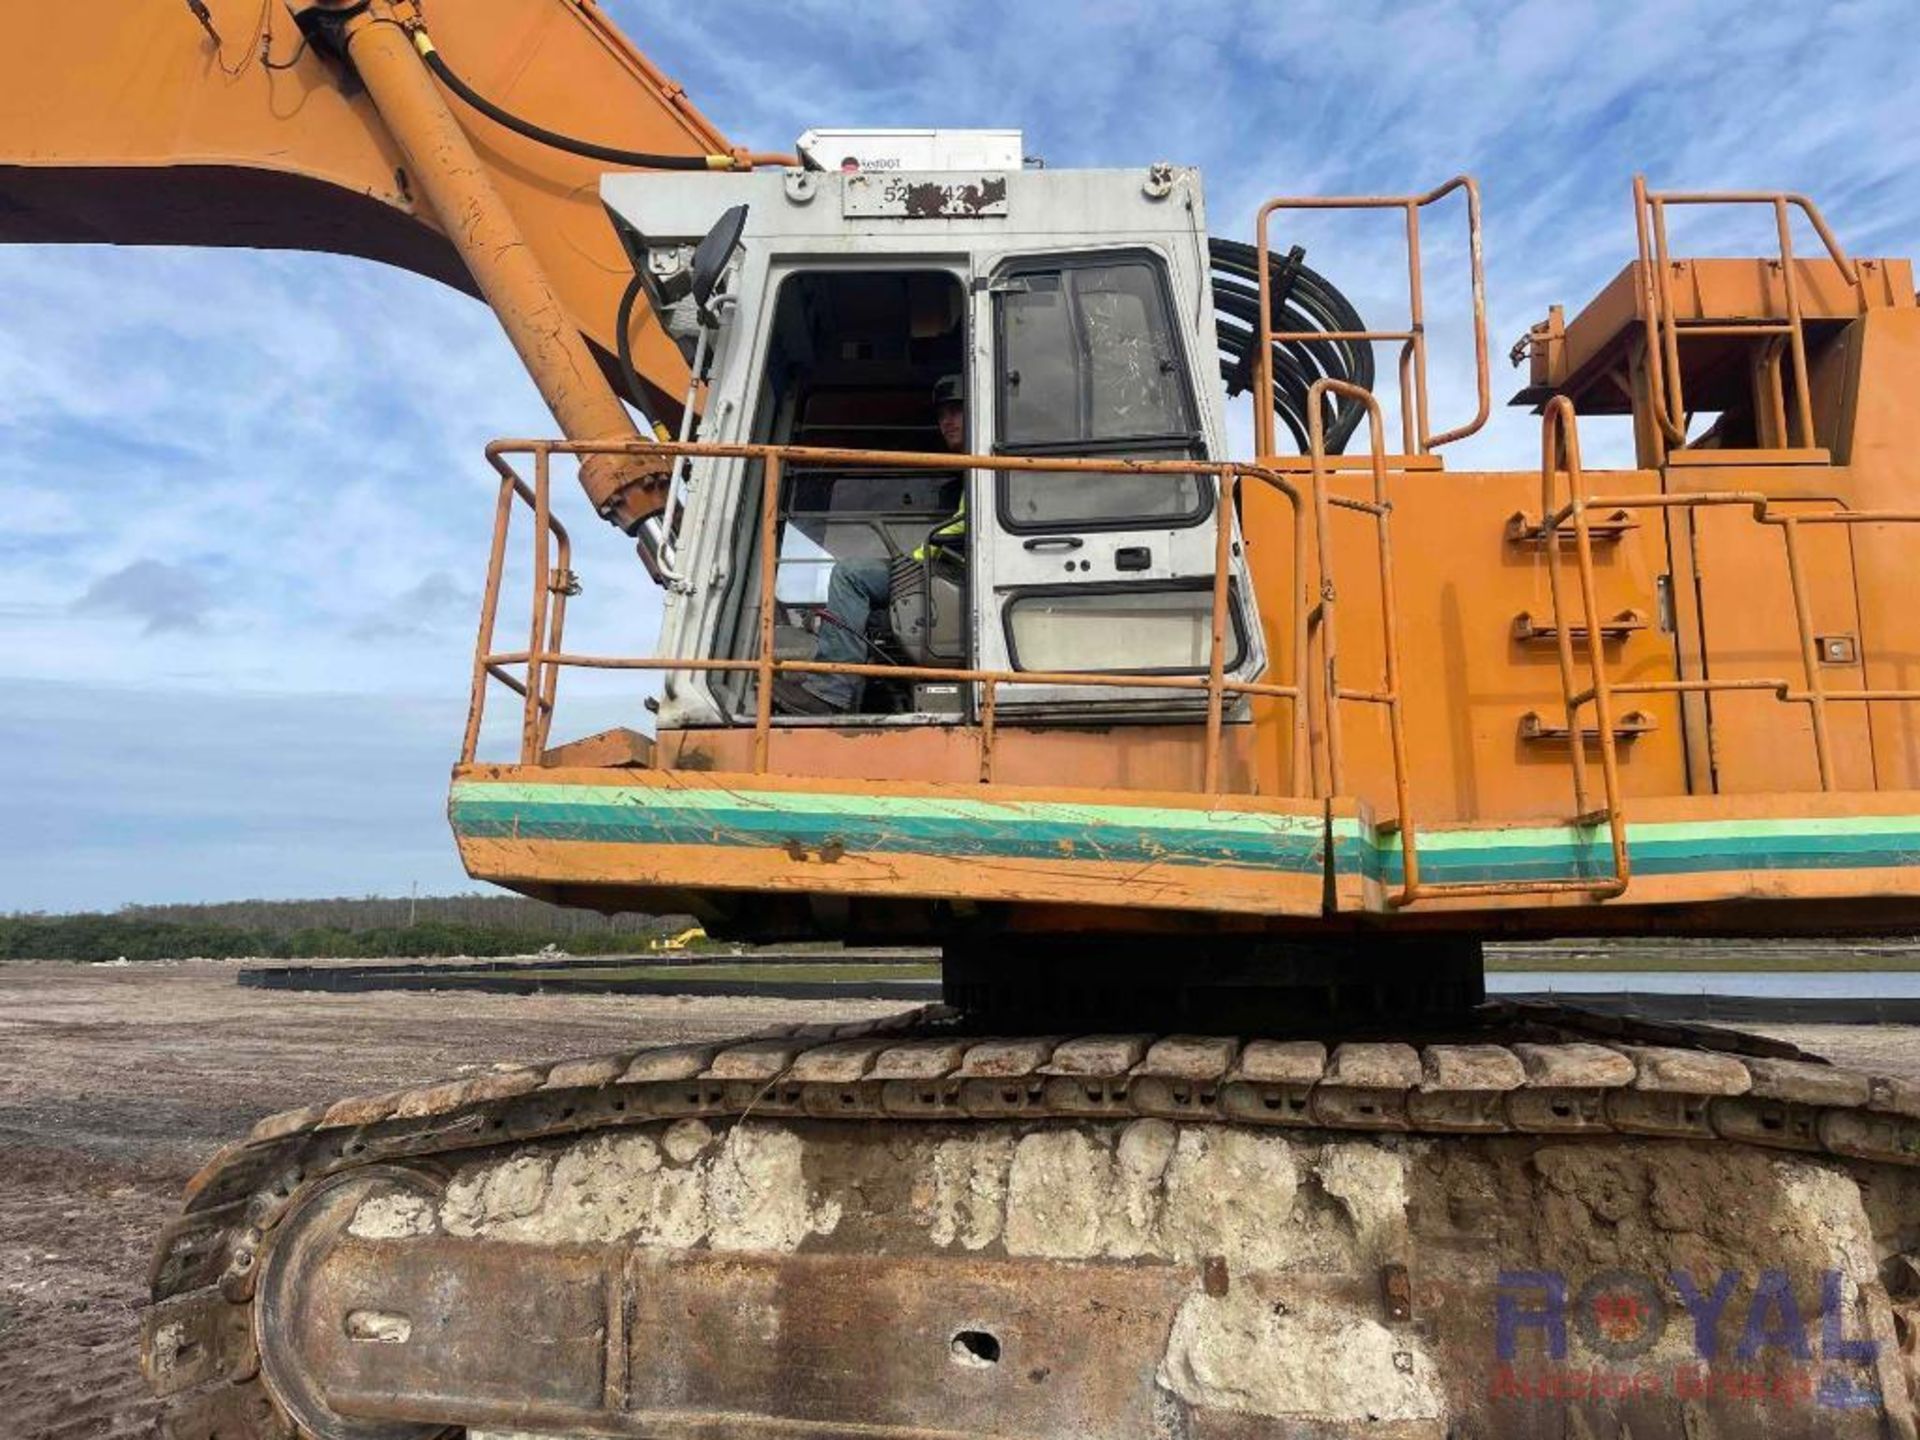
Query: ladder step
[
  {"left": 1504, "top": 508, "right": 1638, "bottom": 545},
  {"left": 1518, "top": 709, "right": 1657, "bottom": 743},
  {"left": 1511, "top": 609, "right": 1649, "bottom": 645},
  {"left": 1402, "top": 875, "right": 1625, "bottom": 902}
]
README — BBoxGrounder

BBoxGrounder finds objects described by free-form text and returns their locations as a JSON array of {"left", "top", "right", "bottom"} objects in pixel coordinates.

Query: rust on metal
[
  {"left": 1202, "top": 1255, "right": 1230, "bottom": 1297},
  {"left": 1633, "top": 175, "right": 1862, "bottom": 456},
  {"left": 905, "top": 175, "right": 1007, "bottom": 217},
  {"left": 1380, "top": 1262, "right": 1413, "bottom": 1322},
  {"left": 843, "top": 172, "right": 1010, "bottom": 218},
  {"left": 1510, "top": 608, "right": 1649, "bottom": 644}
]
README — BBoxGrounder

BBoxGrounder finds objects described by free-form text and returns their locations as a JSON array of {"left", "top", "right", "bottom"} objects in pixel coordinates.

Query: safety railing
[
  {"left": 1256, "top": 176, "right": 1490, "bottom": 459},
  {"left": 1633, "top": 175, "right": 1861, "bottom": 452},
  {"left": 461, "top": 458, "right": 574, "bottom": 766},
  {"left": 1304, "top": 380, "right": 1413, "bottom": 879},
  {"left": 1532, "top": 397, "right": 1631, "bottom": 899},
  {"left": 1308, "top": 386, "right": 1635, "bottom": 906},
  {"left": 1543, "top": 398, "right": 1920, "bottom": 799},
  {"left": 462, "top": 439, "right": 1313, "bottom": 797}
]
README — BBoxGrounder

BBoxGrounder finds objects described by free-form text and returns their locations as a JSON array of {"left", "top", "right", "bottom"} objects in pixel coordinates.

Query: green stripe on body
[
  {"left": 1341, "top": 815, "right": 1920, "bottom": 885},
  {"left": 453, "top": 781, "right": 1920, "bottom": 886},
  {"left": 450, "top": 781, "right": 1327, "bottom": 873}
]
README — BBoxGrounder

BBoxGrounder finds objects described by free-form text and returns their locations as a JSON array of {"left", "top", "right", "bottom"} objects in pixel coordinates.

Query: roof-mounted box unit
[{"left": 797, "top": 128, "right": 1024, "bottom": 174}]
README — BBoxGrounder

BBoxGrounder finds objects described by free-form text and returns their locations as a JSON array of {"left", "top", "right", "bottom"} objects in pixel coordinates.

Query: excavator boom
[{"left": 0, "top": 0, "right": 774, "bottom": 534}]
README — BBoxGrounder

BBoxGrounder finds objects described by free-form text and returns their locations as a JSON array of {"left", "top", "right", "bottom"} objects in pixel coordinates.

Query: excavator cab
[
  {"left": 606, "top": 165, "right": 1267, "bottom": 731},
  {"left": 441, "top": 156, "right": 1384, "bottom": 967}
]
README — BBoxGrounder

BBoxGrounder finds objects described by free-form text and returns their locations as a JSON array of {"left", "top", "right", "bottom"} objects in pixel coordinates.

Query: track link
[{"left": 142, "top": 1003, "right": 1920, "bottom": 1438}]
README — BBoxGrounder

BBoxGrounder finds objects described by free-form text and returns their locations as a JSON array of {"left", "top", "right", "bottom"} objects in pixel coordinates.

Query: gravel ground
[
  {"left": 0, "top": 959, "right": 902, "bottom": 1440},
  {"left": 1, "top": 958, "right": 1914, "bottom": 1439}
]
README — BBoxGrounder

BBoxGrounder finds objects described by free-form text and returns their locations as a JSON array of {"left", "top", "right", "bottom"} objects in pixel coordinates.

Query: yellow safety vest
[{"left": 911, "top": 493, "right": 967, "bottom": 561}]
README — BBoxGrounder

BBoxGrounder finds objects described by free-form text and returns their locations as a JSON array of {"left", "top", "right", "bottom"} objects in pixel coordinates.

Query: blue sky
[{"left": 4, "top": 0, "right": 1916, "bottom": 911}]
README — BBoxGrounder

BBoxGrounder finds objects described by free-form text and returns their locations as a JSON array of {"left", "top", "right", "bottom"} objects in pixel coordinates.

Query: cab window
[{"left": 994, "top": 255, "right": 1204, "bottom": 530}]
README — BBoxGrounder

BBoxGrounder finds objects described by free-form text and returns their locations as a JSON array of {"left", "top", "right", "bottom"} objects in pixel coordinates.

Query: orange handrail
[
  {"left": 1307, "top": 391, "right": 1635, "bottom": 905},
  {"left": 1535, "top": 397, "right": 1631, "bottom": 898},
  {"left": 465, "top": 439, "right": 1313, "bottom": 800},
  {"left": 1255, "top": 176, "right": 1490, "bottom": 458},
  {"left": 1304, "top": 379, "right": 1418, "bottom": 902},
  {"left": 1632, "top": 176, "right": 1862, "bottom": 452},
  {"left": 1535, "top": 372, "right": 1920, "bottom": 798}
]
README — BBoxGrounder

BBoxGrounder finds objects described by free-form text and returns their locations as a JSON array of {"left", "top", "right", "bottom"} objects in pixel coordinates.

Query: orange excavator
[{"left": 8, "top": 3, "right": 1920, "bottom": 1436}]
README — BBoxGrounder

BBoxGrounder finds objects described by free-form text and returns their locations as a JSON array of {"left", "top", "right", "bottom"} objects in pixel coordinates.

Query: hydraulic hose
[
  {"left": 1209, "top": 237, "right": 1373, "bottom": 455},
  {"left": 411, "top": 30, "right": 737, "bottom": 172},
  {"left": 334, "top": 10, "right": 665, "bottom": 536},
  {"left": 1211, "top": 238, "right": 1370, "bottom": 453},
  {"left": 614, "top": 271, "right": 648, "bottom": 405}
]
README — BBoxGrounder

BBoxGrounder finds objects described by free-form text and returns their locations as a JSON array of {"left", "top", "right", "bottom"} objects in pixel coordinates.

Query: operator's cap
[{"left": 932, "top": 374, "right": 965, "bottom": 407}]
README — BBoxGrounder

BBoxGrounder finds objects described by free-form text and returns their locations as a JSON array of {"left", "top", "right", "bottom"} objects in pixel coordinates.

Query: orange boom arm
[{"left": 0, "top": 0, "right": 779, "bottom": 538}]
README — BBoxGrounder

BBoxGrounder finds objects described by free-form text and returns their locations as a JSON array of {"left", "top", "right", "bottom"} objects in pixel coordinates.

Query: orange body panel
[
  {"left": 1841, "top": 309, "right": 1920, "bottom": 787},
  {"left": 449, "top": 184, "right": 1920, "bottom": 941},
  {"left": 655, "top": 723, "right": 1271, "bottom": 797},
  {"left": 1682, "top": 480, "right": 1873, "bottom": 793},
  {"left": 449, "top": 765, "right": 1338, "bottom": 924},
  {"left": 1304, "top": 463, "right": 1688, "bottom": 826}
]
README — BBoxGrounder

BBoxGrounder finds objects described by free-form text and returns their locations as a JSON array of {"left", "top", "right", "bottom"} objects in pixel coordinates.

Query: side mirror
[{"left": 689, "top": 204, "right": 748, "bottom": 313}]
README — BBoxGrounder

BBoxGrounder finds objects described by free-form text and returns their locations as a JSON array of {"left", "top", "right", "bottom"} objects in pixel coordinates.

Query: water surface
[{"left": 1489, "top": 970, "right": 1920, "bottom": 999}]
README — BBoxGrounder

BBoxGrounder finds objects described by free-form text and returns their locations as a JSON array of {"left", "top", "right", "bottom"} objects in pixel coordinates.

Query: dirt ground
[
  {"left": 0, "top": 959, "right": 903, "bottom": 1440},
  {"left": 2, "top": 959, "right": 1916, "bottom": 1440}
]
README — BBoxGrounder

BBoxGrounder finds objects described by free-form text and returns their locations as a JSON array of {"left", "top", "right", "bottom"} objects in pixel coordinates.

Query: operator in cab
[{"left": 775, "top": 375, "right": 967, "bottom": 715}]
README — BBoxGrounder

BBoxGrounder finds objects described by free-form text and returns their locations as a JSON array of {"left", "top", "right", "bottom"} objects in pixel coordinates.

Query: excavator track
[{"left": 143, "top": 1003, "right": 1920, "bottom": 1440}]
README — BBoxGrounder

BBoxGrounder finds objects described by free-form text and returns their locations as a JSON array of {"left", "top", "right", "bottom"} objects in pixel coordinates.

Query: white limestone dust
[
  {"left": 1774, "top": 1157, "right": 1879, "bottom": 1281},
  {"left": 1004, "top": 1128, "right": 1108, "bottom": 1257},
  {"left": 1155, "top": 1127, "right": 1307, "bottom": 1268},
  {"left": 917, "top": 1130, "right": 1016, "bottom": 1250},
  {"left": 401, "top": 1116, "right": 1897, "bottom": 1433},
  {"left": 1313, "top": 1142, "right": 1411, "bottom": 1259},
  {"left": 437, "top": 1120, "right": 837, "bottom": 1251},
  {"left": 346, "top": 1190, "right": 437, "bottom": 1240},
  {"left": 1159, "top": 1285, "right": 1441, "bottom": 1422},
  {"left": 706, "top": 1121, "right": 842, "bottom": 1251},
  {"left": 441, "top": 1151, "right": 552, "bottom": 1235},
  {"left": 932, "top": 1121, "right": 1415, "bottom": 1273}
]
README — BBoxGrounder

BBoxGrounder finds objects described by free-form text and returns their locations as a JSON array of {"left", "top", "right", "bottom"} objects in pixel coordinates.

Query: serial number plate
[{"left": 842, "top": 173, "right": 1009, "bottom": 219}]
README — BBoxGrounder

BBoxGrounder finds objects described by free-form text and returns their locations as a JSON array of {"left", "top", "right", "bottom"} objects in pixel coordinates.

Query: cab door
[{"left": 971, "top": 250, "right": 1264, "bottom": 716}]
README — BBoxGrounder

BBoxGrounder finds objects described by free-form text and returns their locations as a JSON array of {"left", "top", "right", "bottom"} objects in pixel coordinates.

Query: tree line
[{"left": 1, "top": 894, "right": 697, "bottom": 963}]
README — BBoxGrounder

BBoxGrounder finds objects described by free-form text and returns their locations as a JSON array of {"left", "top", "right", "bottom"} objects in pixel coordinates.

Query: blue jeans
[{"left": 807, "top": 558, "right": 891, "bottom": 708}]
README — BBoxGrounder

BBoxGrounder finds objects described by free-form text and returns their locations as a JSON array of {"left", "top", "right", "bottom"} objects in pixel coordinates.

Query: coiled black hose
[{"left": 1209, "top": 237, "right": 1373, "bottom": 454}]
